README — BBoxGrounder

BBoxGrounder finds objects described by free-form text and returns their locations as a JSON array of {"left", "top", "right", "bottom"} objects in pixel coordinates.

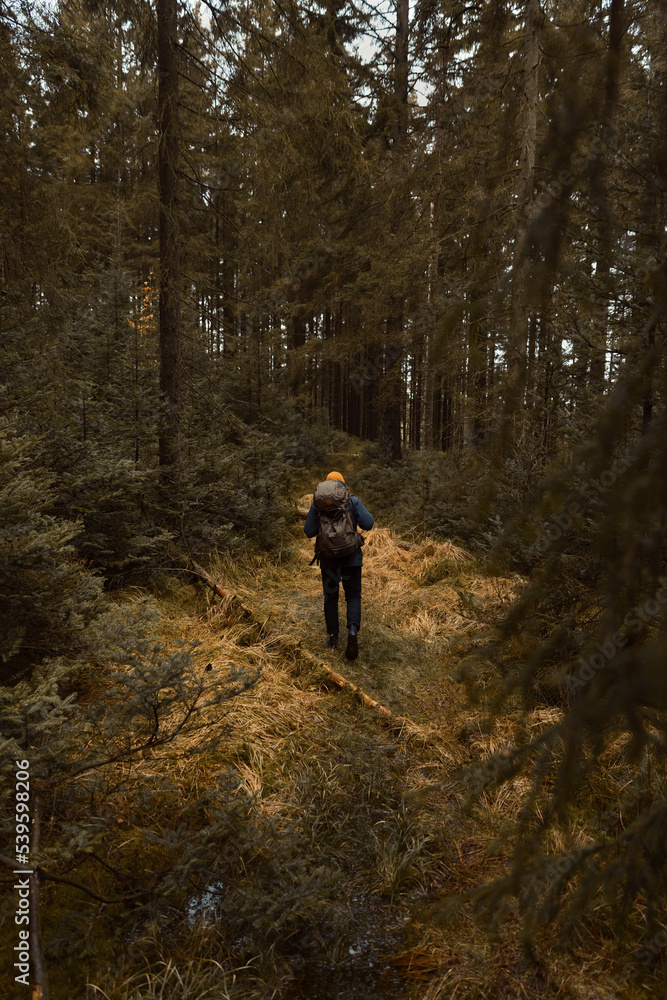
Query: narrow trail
[
  {"left": 161, "top": 478, "right": 634, "bottom": 1000},
  {"left": 253, "top": 487, "right": 509, "bottom": 729},
  {"left": 176, "top": 484, "right": 528, "bottom": 999}
]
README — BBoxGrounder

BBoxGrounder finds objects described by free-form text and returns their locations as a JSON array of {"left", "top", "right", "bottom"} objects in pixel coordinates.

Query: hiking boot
[
  {"left": 326, "top": 633, "right": 338, "bottom": 650},
  {"left": 345, "top": 625, "right": 358, "bottom": 661}
]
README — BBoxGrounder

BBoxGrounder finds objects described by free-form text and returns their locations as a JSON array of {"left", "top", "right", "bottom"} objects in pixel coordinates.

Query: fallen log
[
  {"left": 322, "top": 666, "right": 397, "bottom": 719},
  {"left": 293, "top": 644, "right": 416, "bottom": 729},
  {"left": 189, "top": 561, "right": 255, "bottom": 618},
  {"left": 187, "top": 563, "right": 416, "bottom": 731}
]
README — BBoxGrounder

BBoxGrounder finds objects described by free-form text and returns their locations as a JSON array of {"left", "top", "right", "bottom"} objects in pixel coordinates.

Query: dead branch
[
  {"left": 34, "top": 867, "right": 143, "bottom": 904},
  {"left": 188, "top": 561, "right": 254, "bottom": 617},
  {"left": 0, "top": 853, "right": 143, "bottom": 904}
]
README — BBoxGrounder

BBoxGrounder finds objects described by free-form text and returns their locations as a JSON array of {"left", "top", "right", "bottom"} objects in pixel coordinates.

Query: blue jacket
[{"left": 304, "top": 493, "right": 374, "bottom": 567}]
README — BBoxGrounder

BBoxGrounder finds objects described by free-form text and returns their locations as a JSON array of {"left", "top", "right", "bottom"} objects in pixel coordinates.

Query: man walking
[{"left": 304, "top": 471, "right": 374, "bottom": 660}]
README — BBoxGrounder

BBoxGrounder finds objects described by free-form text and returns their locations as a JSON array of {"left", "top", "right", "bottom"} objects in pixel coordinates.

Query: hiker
[{"left": 304, "top": 471, "right": 374, "bottom": 660}]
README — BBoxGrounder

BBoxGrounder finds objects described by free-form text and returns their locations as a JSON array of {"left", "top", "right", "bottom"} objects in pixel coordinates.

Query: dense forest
[{"left": 1, "top": 0, "right": 666, "bottom": 997}]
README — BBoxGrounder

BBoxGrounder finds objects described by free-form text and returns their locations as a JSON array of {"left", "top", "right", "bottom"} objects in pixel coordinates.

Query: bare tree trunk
[
  {"left": 420, "top": 202, "right": 437, "bottom": 450},
  {"left": 381, "top": 0, "right": 410, "bottom": 462},
  {"left": 383, "top": 317, "right": 403, "bottom": 460},
  {"left": 287, "top": 308, "right": 306, "bottom": 402},
  {"left": 157, "top": 0, "right": 181, "bottom": 471},
  {"left": 30, "top": 796, "right": 49, "bottom": 1000},
  {"left": 420, "top": 335, "right": 434, "bottom": 450},
  {"left": 394, "top": 0, "right": 409, "bottom": 144},
  {"left": 589, "top": 0, "right": 625, "bottom": 393},
  {"left": 509, "top": 0, "right": 542, "bottom": 414}
]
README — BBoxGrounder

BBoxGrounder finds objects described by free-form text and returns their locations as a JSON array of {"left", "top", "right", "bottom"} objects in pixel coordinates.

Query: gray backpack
[{"left": 311, "top": 481, "right": 362, "bottom": 563}]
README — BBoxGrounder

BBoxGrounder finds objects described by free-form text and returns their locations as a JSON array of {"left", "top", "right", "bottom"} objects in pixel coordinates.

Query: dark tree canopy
[{"left": 1, "top": 0, "right": 666, "bottom": 996}]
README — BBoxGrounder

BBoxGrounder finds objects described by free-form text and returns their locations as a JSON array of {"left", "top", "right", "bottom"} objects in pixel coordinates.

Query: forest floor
[{"left": 93, "top": 451, "right": 655, "bottom": 1000}]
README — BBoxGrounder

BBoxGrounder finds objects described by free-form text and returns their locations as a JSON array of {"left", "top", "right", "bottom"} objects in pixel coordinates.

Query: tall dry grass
[{"left": 88, "top": 515, "right": 663, "bottom": 1000}]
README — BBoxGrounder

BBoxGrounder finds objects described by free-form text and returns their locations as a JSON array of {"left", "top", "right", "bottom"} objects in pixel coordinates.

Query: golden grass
[
  {"left": 90, "top": 959, "right": 248, "bottom": 1000},
  {"left": 88, "top": 507, "right": 666, "bottom": 1000}
]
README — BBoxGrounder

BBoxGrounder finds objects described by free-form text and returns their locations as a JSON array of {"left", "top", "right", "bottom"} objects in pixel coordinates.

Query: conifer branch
[
  {"left": 37, "top": 706, "right": 212, "bottom": 792},
  {"left": 0, "top": 855, "right": 143, "bottom": 904}
]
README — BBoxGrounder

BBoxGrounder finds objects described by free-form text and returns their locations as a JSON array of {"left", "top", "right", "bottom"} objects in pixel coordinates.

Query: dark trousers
[{"left": 320, "top": 564, "right": 362, "bottom": 635}]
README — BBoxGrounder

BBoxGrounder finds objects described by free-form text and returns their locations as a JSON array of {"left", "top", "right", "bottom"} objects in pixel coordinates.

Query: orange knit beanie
[{"left": 326, "top": 471, "right": 345, "bottom": 482}]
